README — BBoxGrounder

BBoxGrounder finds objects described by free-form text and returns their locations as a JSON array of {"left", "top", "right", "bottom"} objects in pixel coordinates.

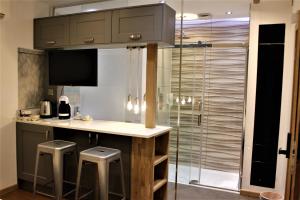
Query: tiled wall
[
  {"left": 166, "top": 19, "right": 249, "bottom": 173},
  {"left": 18, "top": 48, "right": 47, "bottom": 110}
]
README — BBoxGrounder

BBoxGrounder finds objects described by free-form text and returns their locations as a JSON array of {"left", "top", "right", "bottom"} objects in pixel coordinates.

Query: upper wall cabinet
[
  {"left": 112, "top": 4, "right": 175, "bottom": 44},
  {"left": 70, "top": 11, "right": 112, "bottom": 45},
  {"left": 34, "top": 16, "right": 70, "bottom": 49},
  {"left": 34, "top": 4, "right": 175, "bottom": 50}
]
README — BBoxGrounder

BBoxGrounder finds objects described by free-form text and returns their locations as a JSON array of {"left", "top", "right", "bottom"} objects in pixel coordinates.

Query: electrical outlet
[{"left": 48, "top": 88, "right": 54, "bottom": 96}]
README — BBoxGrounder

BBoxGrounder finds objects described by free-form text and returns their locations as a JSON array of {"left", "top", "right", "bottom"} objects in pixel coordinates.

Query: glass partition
[
  {"left": 55, "top": 0, "right": 249, "bottom": 198},
  {"left": 157, "top": 0, "right": 249, "bottom": 198}
]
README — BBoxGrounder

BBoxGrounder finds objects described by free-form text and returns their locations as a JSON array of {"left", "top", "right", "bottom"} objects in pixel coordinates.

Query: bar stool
[
  {"left": 75, "top": 146, "right": 126, "bottom": 200},
  {"left": 33, "top": 140, "right": 78, "bottom": 200}
]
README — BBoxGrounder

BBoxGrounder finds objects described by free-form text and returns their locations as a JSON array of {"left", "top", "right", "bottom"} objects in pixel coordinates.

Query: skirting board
[
  {"left": 240, "top": 189, "right": 260, "bottom": 198},
  {"left": 0, "top": 184, "right": 18, "bottom": 197}
]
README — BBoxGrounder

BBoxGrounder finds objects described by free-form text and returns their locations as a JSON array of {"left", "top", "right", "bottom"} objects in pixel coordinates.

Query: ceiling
[
  {"left": 50, "top": 0, "right": 251, "bottom": 19},
  {"left": 45, "top": 0, "right": 109, "bottom": 7}
]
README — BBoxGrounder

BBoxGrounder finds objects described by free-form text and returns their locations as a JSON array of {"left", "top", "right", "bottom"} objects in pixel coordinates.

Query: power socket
[{"left": 48, "top": 88, "right": 54, "bottom": 96}]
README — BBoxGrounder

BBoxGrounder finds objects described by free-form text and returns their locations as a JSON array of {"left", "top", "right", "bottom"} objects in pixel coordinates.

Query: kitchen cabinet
[
  {"left": 16, "top": 123, "right": 53, "bottom": 184},
  {"left": 112, "top": 4, "right": 175, "bottom": 44},
  {"left": 70, "top": 11, "right": 112, "bottom": 45},
  {"left": 33, "top": 4, "right": 175, "bottom": 50},
  {"left": 34, "top": 16, "right": 70, "bottom": 49}
]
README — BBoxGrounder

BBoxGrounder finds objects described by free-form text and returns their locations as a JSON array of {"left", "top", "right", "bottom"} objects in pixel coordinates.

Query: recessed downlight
[
  {"left": 226, "top": 11, "right": 232, "bottom": 15},
  {"left": 176, "top": 13, "right": 198, "bottom": 20}
]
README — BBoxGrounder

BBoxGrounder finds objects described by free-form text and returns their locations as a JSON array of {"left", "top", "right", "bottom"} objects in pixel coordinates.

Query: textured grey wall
[
  {"left": 18, "top": 48, "right": 47, "bottom": 109},
  {"left": 169, "top": 20, "right": 249, "bottom": 173}
]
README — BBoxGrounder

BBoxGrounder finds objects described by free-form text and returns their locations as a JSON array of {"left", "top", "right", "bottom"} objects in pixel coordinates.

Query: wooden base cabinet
[
  {"left": 16, "top": 123, "right": 53, "bottom": 184},
  {"left": 131, "top": 131, "right": 169, "bottom": 200}
]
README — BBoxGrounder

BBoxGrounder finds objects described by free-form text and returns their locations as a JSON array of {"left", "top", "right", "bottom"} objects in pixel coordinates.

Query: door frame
[{"left": 285, "top": 10, "right": 300, "bottom": 200}]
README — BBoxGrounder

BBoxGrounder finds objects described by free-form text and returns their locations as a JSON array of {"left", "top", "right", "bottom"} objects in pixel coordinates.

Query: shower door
[
  {"left": 168, "top": 45, "right": 208, "bottom": 186},
  {"left": 188, "top": 45, "right": 247, "bottom": 191},
  {"left": 170, "top": 43, "right": 247, "bottom": 192}
]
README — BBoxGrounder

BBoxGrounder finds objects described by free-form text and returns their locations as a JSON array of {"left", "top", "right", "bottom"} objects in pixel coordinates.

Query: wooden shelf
[
  {"left": 153, "top": 179, "right": 168, "bottom": 192},
  {"left": 154, "top": 155, "right": 168, "bottom": 166}
]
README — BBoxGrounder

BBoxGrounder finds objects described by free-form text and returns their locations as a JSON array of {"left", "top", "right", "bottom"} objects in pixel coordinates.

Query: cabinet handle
[
  {"left": 84, "top": 37, "right": 94, "bottom": 43},
  {"left": 46, "top": 41, "right": 56, "bottom": 45},
  {"left": 45, "top": 130, "right": 49, "bottom": 140},
  {"left": 129, "top": 33, "right": 142, "bottom": 41}
]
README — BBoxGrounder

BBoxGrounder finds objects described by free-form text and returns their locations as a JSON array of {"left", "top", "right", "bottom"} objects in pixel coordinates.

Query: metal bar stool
[
  {"left": 33, "top": 140, "right": 78, "bottom": 200},
  {"left": 75, "top": 146, "right": 126, "bottom": 200}
]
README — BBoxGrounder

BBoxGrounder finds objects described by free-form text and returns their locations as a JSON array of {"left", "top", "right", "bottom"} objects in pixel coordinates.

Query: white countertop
[{"left": 17, "top": 118, "right": 172, "bottom": 138}]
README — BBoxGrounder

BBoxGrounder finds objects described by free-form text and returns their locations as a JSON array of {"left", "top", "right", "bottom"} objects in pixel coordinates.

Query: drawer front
[
  {"left": 34, "top": 16, "right": 70, "bottom": 49},
  {"left": 112, "top": 5, "right": 162, "bottom": 43},
  {"left": 70, "top": 11, "right": 111, "bottom": 45}
]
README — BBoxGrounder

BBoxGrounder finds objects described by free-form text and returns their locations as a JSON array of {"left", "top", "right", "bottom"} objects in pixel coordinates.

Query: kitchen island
[{"left": 16, "top": 119, "right": 171, "bottom": 200}]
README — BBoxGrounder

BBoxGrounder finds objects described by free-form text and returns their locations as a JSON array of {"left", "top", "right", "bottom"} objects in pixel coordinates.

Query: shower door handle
[{"left": 197, "top": 114, "right": 202, "bottom": 126}]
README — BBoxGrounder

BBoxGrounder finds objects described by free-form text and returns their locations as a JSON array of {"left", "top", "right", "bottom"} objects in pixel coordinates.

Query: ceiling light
[
  {"left": 176, "top": 13, "right": 198, "bottom": 21},
  {"left": 226, "top": 11, "right": 232, "bottom": 15}
]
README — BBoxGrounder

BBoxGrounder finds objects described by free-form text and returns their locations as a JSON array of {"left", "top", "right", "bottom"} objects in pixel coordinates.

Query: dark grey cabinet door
[
  {"left": 34, "top": 16, "right": 69, "bottom": 49},
  {"left": 16, "top": 123, "right": 53, "bottom": 184},
  {"left": 112, "top": 5, "right": 163, "bottom": 43},
  {"left": 70, "top": 11, "right": 112, "bottom": 45}
]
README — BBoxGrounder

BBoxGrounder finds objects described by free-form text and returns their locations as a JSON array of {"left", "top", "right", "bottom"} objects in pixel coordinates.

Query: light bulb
[
  {"left": 176, "top": 97, "right": 179, "bottom": 103},
  {"left": 181, "top": 97, "right": 186, "bottom": 105},
  {"left": 187, "top": 96, "right": 192, "bottom": 103},
  {"left": 127, "top": 95, "right": 133, "bottom": 111},
  {"left": 142, "top": 94, "right": 146, "bottom": 111},
  {"left": 134, "top": 97, "right": 140, "bottom": 114}
]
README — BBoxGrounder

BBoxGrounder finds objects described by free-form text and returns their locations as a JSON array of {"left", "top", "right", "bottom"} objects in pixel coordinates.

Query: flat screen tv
[{"left": 49, "top": 49, "right": 98, "bottom": 86}]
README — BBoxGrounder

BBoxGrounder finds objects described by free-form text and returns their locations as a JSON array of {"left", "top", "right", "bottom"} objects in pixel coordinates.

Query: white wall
[
  {"left": 0, "top": 0, "right": 50, "bottom": 190},
  {"left": 64, "top": 48, "right": 147, "bottom": 123},
  {"left": 79, "top": 49, "right": 145, "bottom": 122},
  {"left": 242, "top": 1, "right": 295, "bottom": 195}
]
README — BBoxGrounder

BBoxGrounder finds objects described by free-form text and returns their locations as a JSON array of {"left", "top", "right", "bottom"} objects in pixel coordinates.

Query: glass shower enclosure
[{"left": 156, "top": 2, "right": 249, "bottom": 195}]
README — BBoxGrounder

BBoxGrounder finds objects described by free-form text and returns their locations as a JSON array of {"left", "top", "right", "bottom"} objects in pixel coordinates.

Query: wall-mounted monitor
[{"left": 49, "top": 49, "right": 98, "bottom": 86}]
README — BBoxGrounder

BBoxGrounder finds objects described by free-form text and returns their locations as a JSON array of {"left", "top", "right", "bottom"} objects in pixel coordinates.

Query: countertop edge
[{"left": 16, "top": 120, "right": 172, "bottom": 138}]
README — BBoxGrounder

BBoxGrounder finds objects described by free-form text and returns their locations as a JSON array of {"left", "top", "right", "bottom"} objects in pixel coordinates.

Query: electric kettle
[{"left": 40, "top": 100, "right": 52, "bottom": 118}]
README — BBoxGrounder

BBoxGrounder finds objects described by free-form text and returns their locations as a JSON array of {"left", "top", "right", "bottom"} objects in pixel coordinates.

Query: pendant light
[
  {"left": 187, "top": 96, "right": 192, "bottom": 103},
  {"left": 127, "top": 95, "right": 133, "bottom": 111},
  {"left": 134, "top": 47, "right": 141, "bottom": 115},
  {"left": 134, "top": 97, "right": 140, "bottom": 114},
  {"left": 127, "top": 48, "right": 133, "bottom": 111},
  {"left": 181, "top": 96, "right": 186, "bottom": 105},
  {"left": 142, "top": 94, "right": 146, "bottom": 111},
  {"left": 176, "top": 97, "right": 179, "bottom": 104}
]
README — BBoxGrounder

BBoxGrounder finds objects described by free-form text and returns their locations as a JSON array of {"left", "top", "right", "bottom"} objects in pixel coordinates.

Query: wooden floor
[
  {"left": 0, "top": 184, "right": 257, "bottom": 200},
  {"left": 0, "top": 189, "right": 49, "bottom": 200}
]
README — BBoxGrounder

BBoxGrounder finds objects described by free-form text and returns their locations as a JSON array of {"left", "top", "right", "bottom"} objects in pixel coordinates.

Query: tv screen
[{"left": 49, "top": 49, "right": 98, "bottom": 86}]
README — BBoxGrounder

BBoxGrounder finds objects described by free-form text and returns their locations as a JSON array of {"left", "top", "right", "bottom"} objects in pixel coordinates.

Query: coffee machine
[{"left": 58, "top": 96, "right": 71, "bottom": 119}]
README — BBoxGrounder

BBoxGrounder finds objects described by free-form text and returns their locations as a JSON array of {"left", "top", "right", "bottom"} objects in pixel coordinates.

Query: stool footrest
[
  {"left": 78, "top": 189, "right": 93, "bottom": 200},
  {"left": 35, "top": 190, "right": 55, "bottom": 198}
]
